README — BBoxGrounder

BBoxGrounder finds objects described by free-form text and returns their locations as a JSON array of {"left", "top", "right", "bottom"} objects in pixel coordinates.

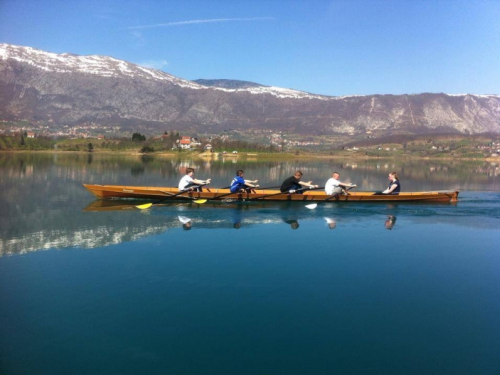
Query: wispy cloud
[
  {"left": 130, "top": 31, "right": 146, "bottom": 47},
  {"left": 137, "top": 60, "right": 169, "bottom": 70},
  {"left": 127, "top": 17, "right": 275, "bottom": 30}
]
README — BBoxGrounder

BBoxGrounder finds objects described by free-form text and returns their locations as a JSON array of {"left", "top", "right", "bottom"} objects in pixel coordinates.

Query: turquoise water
[{"left": 1, "top": 154, "right": 499, "bottom": 374}]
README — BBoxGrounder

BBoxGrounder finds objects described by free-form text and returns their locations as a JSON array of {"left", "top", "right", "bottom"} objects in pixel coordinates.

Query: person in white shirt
[
  {"left": 178, "top": 167, "right": 211, "bottom": 192},
  {"left": 325, "top": 172, "right": 355, "bottom": 195}
]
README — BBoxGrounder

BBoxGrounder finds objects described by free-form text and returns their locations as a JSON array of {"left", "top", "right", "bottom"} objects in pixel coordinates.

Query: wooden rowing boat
[{"left": 83, "top": 184, "right": 459, "bottom": 202}]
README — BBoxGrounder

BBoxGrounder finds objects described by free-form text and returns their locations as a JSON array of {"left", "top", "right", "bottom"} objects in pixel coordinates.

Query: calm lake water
[{"left": 1, "top": 153, "right": 499, "bottom": 374}]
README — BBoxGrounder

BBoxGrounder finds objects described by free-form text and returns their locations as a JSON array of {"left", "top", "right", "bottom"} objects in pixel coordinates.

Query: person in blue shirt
[
  {"left": 382, "top": 172, "right": 401, "bottom": 194},
  {"left": 230, "top": 170, "right": 259, "bottom": 193}
]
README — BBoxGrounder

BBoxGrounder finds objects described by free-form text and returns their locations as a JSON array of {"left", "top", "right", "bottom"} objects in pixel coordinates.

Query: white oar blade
[
  {"left": 136, "top": 203, "right": 153, "bottom": 210},
  {"left": 305, "top": 203, "right": 318, "bottom": 209}
]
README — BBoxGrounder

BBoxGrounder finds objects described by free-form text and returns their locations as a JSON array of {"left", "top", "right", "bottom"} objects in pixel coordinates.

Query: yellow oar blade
[
  {"left": 136, "top": 203, "right": 153, "bottom": 210},
  {"left": 193, "top": 199, "right": 207, "bottom": 204}
]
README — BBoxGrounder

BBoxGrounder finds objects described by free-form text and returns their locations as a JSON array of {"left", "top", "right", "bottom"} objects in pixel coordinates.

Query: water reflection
[
  {"left": 1, "top": 153, "right": 500, "bottom": 256},
  {"left": 2, "top": 194, "right": 500, "bottom": 256},
  {"left": 324, "top": 217, "right": 337, "bottom": 229},
  {"left": 1, "top": 152, "right": 499, "bottom": 192},
  {"left": 178, "top": 215, "right": 192, "bottom": 230},
  {"left": 385, "top": 215, "right": 397, "bottom": 230},
  {"left": 283, "top": 219, "right": 300, "bottom": 230}
]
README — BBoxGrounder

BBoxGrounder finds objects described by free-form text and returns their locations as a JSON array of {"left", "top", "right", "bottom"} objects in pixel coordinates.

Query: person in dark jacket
[
  {"left": 280, "top": 171, "right": 318, "bottom": 194},
  {"left": 382, "top": 172, "right": 401, "bottom": 194}
]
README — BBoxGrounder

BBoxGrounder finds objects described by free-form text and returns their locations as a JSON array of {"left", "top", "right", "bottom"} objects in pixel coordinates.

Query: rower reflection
[
  {"left": 385, "top": 215, "right": 397, "bottom": 230},
  {"left": 232, "top": 206, "right": 244, "bottom": 229},
  {"left": 324, "top": 217, "right": 337, "bottom": 229},
  {"left": 178, "top": 215, "right": 192, "bottom": 230},
  {"left": 283, "top": 219, "right": 300, "bottom": 230}
]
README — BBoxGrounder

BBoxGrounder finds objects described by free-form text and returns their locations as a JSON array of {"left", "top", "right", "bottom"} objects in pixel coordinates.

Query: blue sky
[{"left": 1, "top": 0, "right": 499, "bottom": 96}]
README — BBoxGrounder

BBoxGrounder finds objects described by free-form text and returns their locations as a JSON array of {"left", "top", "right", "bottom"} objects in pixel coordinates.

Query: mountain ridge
[{"left": 1, "top": 43, "right": 499, "bottom": 136}]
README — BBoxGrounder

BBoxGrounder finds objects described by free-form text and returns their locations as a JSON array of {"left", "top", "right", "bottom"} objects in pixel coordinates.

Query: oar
[
  {"left": 257, "top": 185, "right": 282, "bottom": 190},
  {"left": 136, "top": 188, "right": 208, "bottom": 209},
  {"left": 211, "top": 184, "right": 282, "bottom": 201},
  {"left": 210, "top": 190, "right": 244, "bottom": 201},
  {"left": 249, "top": 186, "right": 324, "bottom": 201},
  {"left": 305, "top": 185, "right": 356, "bottom": 209},
  {"left": 206, "top": 185, "right": 280, "bottom": 202},
  {"left": 223, "top": 184, "right": 281, "bottom": 192}
]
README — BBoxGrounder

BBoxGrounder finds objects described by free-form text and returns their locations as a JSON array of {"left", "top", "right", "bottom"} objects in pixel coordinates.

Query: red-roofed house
[{"left": 179, "top": 137, "right": 191, "bottom": 149}]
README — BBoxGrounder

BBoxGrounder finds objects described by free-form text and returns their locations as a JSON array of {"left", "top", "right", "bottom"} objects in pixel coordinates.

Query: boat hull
[{"left": 83, "top": 184, "right": 459, "bottom": 203}]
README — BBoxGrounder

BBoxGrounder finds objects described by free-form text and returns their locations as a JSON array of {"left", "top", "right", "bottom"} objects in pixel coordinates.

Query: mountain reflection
[{"left": 3, "top": 195, "right": 500, "bottom": 256}]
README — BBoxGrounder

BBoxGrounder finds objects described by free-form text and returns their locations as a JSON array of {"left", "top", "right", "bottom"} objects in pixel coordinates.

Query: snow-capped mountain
[
  {"left": 1, "top": 43, "right": 499, "bottom": 135},
  {"left": 0, "top": 44, "right": 324, "bottom": 99}
]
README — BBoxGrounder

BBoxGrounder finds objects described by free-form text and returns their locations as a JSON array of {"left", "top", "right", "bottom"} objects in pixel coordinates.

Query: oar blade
[
  {"left": 305, "top": 203, "right": 318, "bottom": 209},
  {"left": 136, "top": 203, "right": 153, "bottom": 210},
  {"left": 193, "top": 199, "right": 207, "bottom": 204}
]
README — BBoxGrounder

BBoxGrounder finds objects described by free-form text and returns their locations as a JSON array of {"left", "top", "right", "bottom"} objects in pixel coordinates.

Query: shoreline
[{"left": 0, "top": 149, "right": 498, "bottom": 162}]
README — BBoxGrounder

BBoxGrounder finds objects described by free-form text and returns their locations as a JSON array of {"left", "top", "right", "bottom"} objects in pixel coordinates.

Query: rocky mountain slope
[{"left": 1, "top": 43, "right": 499, "bottom": 135}]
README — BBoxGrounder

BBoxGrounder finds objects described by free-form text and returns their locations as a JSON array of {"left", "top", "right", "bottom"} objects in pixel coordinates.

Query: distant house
[
  {"left": 27, "top": 131, "right": 35, "bottom": 138},
  {"left": 97, "top": 135, "right": 105, "bottom": 140},
  {"left": 179, "top": 137, "right": 191, "bottom": 149},
  {"left": 204, "top": 144, "right": 213, "bottom": 150}
]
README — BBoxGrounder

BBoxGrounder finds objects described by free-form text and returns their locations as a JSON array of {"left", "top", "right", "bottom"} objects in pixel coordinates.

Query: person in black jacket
[
  {"left": 382, "top": 172, "right": 401, "bottom": 194},
  {"left": 280, "top": 171, "right": 318, "bottom": 194}
]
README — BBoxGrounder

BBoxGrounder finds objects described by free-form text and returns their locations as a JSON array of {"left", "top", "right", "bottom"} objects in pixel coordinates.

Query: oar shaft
[
  {"left": 249, "top": 186, "right": 324, "bottom": 201},
  {"left": 139, "top": 184, "right": 208, "bottom": 208},
  {"left": 204, "top": 185, "right": 281, "bottom": 201},
  {"left": 305, "top": 186, "right": 356, "bottom": 209},
  {"left": 257, "top": 185, "right": 282, "bottom": 190}
]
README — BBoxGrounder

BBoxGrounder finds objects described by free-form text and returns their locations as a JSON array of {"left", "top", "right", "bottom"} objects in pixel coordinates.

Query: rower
[
  {"left": 280, "top": 171, "right": 318, "bottom": 194},
  {"left": 230, "top": 170, "right": 259, "bottom": 193},
  {"left": 382, "top": 172, "right": 401, "bottom": 194},
  {"left": 178, "top": 167, "right": 211, "bottom": 192},
  {"left": 325, "top": 172, "right": 355, "bottom": 196}
]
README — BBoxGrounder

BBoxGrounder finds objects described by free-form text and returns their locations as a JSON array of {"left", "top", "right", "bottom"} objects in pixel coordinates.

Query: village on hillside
[{"left": 0, "top": 120, "right": 323, "bottom": 151}]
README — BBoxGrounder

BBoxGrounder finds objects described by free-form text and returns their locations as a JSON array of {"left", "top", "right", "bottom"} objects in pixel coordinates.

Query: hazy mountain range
[{"left": 1, "top": 43, "right": 499, "bottom": 136}]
